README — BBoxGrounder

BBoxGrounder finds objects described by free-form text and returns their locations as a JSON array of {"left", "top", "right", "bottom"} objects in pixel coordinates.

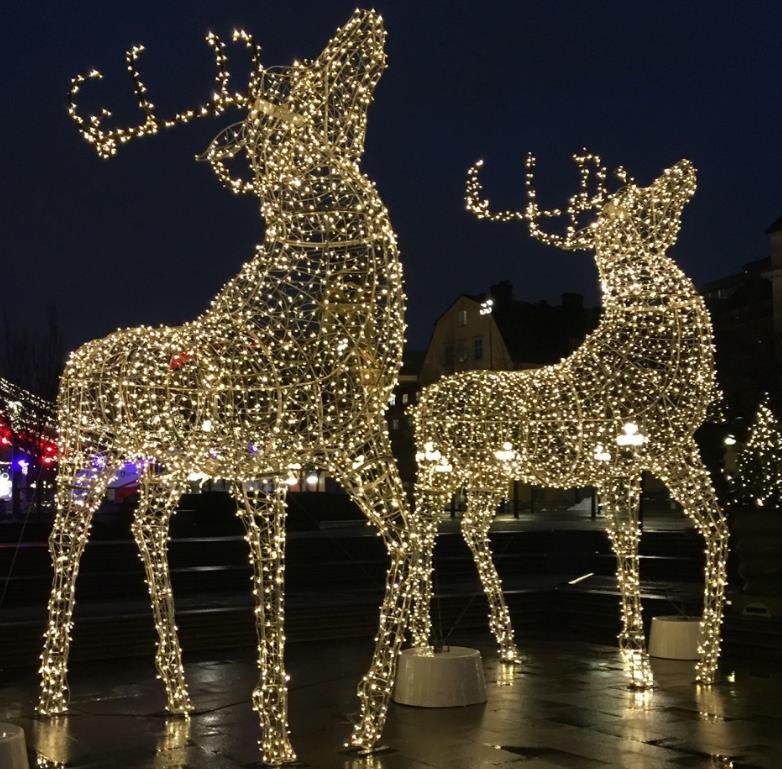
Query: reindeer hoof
[
  {"left": 36, "top": 700, "right": 69, "bottom": 717},
  {"left": 500, "top": 648, "right": 522, "bottom": 665},
  {"left": 260, "top": 747, "right": 298, "bottom": 767},
  {"left": 695, "top": 668, "right": 717, "bottom": 686},
  {"left": 347, "top": 724, "right": 381, "bottom": 755}
]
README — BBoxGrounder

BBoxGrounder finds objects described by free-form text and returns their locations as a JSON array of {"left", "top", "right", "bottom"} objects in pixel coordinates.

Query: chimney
[
  {"left": 489, "top": 280, "right": 513, "bottom": 308},
  {"left": 769, "top": 217, "right": 782, "bottom": 271}
]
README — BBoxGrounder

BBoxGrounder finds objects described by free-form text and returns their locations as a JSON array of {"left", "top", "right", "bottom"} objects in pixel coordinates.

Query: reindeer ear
[{"left": 311, "top": 9, "right": 387, "bottom": 161}]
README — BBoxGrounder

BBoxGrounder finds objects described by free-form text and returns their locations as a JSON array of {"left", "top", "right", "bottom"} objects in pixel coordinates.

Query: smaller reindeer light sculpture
[
  {"left": 39, "top": 10, "right": 412, "bottom": 764},
  {"left": 410, "top": 152, "right": 728, "bottom": 689}
]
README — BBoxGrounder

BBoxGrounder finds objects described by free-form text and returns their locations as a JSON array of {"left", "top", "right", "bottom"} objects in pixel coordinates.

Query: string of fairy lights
[
  {"left": 410, "top": 152, "right": 729, "bottom": 689},
  {"left": 39, "top": 9, "right": 414, "bottom": 764}
]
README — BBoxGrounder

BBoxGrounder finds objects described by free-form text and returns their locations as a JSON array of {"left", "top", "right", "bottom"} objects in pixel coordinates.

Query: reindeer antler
[
  {"left": 68, "top": 30, "right": 263, "bottom": 159},
  {"left": 466, "top": 151, "right": 611, "bottom": 251}
]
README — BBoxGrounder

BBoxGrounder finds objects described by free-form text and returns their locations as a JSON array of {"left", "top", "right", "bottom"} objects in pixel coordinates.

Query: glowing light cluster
[
  {"left": 410, "top": 152, "right": 729, "bottom": 688},
  {"left": 730, "top": 394, "right": 782, "bottom": 509},
  {"left": 39, "top": 9, "right": 413, "bottom": 763}
]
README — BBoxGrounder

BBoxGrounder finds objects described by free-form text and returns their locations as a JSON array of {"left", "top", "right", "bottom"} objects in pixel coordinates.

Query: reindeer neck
[
  {"left": 257, "top": 150, "right": 390, "bottom": 243},
  {"left": 207, "top": 157, "right": 404, "bottom": 366},
  {"left": 595, "top": 245, "right": 697, "bottom": 311}
]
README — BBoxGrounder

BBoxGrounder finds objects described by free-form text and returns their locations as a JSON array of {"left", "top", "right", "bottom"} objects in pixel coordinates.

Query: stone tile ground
[{"left": 2, "top": 636, "right": 778, "bottom": 768}]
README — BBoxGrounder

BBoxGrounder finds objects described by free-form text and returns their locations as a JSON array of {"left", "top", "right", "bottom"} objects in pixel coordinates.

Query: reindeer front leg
[
  {"left": 462, "top": 488, "right": 520, "bottom": 663},
  {"left": 600, "top": 475, "right": 654, "bottom": 689},
  {"left": 652, "top": 445, "right": 729, "bottom": 685},
  {"left": 39, "top": 458, "right": 113, "bottom": 715},
  {"left": 232, "top": 480, "right": 296, "bottom": 766},
  {"left": 132, "top": 476, "right": 192, "bottom": 714},
  {"left": 331, "top": 432, "right": 413, "bottom": 754}
]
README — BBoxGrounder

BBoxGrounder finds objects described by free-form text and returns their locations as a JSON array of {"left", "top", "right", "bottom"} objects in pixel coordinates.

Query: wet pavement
[
  {"left": 436, "top": 501, "right": 692, "bottom": 534},
  {"left": 2, "top": 635, "right": 780, "bottom": 768}
]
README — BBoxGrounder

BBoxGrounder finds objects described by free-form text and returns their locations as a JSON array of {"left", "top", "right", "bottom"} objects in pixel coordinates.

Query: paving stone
[{"left": 2, "top": 636, "right": 779, "bottom": 768}]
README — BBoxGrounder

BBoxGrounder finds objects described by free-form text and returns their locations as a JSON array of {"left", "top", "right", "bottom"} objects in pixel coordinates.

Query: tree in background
[
  {"left": 731, "top": 394, "right": 782, "bottom": 508},
  {"left": 1, "top": 305, "right": 64, "bottom": 399}
]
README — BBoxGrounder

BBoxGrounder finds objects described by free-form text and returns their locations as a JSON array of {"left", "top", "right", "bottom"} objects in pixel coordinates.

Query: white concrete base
[
  {"left": 648, "top": 616, "right": 702, "bottom": 660},
  {"left": 393, "top": 646, "right": 486, "bottom": 707},
  {"left": 0, "top": 723, "right": 29, "bottom": 769}
]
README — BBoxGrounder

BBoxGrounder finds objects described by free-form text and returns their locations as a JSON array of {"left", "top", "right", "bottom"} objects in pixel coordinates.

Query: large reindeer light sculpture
[
  {"left": 38, "top": 10, "right": 412, "bottom": 763},
  {"left": 409, "top": 152, "right": 728, "bottom": 689}
]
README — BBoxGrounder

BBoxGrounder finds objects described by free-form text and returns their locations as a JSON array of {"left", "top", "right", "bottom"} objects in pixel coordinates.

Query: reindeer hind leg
[
  {"left": 462, "top": 487, "right": 520, "bottom": 664},
  {"left": 652, "top": 445, "right": 729, "bottom": 684},
  {"left": 601, "top": 475, "right": 654, "bottom": 689}
]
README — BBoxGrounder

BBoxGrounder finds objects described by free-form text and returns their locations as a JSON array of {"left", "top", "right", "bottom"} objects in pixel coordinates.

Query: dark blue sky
[{"left": 3, "top": 1, "right": 781, "bottom": 352}]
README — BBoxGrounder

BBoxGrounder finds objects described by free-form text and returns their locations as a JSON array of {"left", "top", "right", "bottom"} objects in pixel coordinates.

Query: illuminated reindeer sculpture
[
  {"left": 410, "top": 152, "right": 728, "bottom": 688},
  {"left": 38, "top": 10, "right": 412, "bottom": 763}
]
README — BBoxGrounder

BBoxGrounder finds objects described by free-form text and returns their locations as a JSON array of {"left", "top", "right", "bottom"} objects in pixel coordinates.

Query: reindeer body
[
  {"left": 62, "top": 170, "right": 402, "bottom": 477},
  {"left": 417, "top": 262, "right": 714, "bottom": 488},
  {"left": 40, "top": 11, "right": 412, "bottom": 764},
  {"left": 411, "top": 157, "right": 728, "bottom": 687}
]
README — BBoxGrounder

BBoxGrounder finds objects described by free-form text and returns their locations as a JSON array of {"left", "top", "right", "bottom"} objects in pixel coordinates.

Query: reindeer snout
[{"left": 668, "top": 159, "right": 697, "bottom": 192}]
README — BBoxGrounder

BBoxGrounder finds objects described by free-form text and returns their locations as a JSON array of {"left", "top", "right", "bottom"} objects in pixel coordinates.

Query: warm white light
[
  {"left": 351, "top": 455, "right": 365, "bottom": 470},
  {"left": 568, "top": 572, "right": 594, "bottom": 585},
  {"left": 410, "top": 153, "right": 728, "bottom": 690},
  {"left": 616, "top": 422, "right": 647, "bottom": 447},
  {"left": 594, "top": 444, "right": 611, "bottom": 462},
  {"left": 494, "top": 442, "right": 516, "bottom": 461},
  {"left": 730, "top": 395, "right": 782, "bottom": 509},
  {"left": 41, "top": 9, "right": 412, "bottom": 764}
]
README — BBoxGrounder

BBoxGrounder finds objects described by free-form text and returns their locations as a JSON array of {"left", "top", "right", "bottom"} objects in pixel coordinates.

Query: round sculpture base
[
  {"left": 648, "top": 616, "right": 702, "bottom": 660},
  {"left": 0, "top": 723, "right": 29, "bottom": 769},
  {"left": 393, "top": 646, "right": 487, "bottom": 707}
]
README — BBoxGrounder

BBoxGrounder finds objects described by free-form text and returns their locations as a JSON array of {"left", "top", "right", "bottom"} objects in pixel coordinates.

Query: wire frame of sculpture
[
  {"left": 409, "top": 152, "right": 729, "bottom": 689},
  {"left": 38, "top": 9, "right": 413, "bottom": 764}
]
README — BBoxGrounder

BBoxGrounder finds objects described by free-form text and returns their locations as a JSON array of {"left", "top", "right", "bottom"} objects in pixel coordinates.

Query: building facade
[{"left": 420, "top": 280, "right": 598, "bottom": 386}]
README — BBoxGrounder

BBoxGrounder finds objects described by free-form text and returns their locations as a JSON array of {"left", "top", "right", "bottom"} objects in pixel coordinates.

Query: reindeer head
[
  {"left": 466, "top": 153, "right": 697, "bottom": 255},
  {"left": 69, "top": 10, "right": 387, "bottom": 192},
  {"left": 597, "top": 159, "right": 696, "bottom": 254}
]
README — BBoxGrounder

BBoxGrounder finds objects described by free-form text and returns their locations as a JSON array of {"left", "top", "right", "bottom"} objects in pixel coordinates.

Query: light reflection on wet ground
[{"left": 3, "top": 637, "right": 780, "bottom": 768}]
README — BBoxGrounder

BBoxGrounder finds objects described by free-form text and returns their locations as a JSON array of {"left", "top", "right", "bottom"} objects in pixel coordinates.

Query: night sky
[{"left": 4, "top": 1, "right": 781, "bottom": 354}]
